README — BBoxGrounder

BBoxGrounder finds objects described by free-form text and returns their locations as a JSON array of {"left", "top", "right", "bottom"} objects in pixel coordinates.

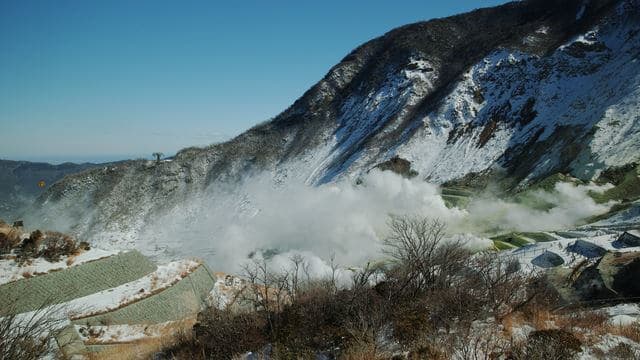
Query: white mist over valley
[{"left": 130, "top": 170, "right": 616, "bottom": 275}]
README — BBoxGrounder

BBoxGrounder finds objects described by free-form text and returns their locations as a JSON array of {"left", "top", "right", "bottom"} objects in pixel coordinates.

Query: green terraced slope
[
  {"left": 73, "top": 265, "right": 216, "bottom": 326},
  {"left": 0, "top": 250, "right": 156, "bottom": 315}
]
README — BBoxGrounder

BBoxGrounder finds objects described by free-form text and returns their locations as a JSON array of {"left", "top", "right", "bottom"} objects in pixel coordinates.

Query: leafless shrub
[
  {"left": 382, "top": 216, "right": 470, "bottom": 297},
  {"left": 168, "top": 215, "right": 560, "bottom": 358},
  {"left": 191, "top": 307, "right": 267, "bottom": 359},
  {"left": 0, "top": 300, "right": 65, "bottom": 360},
  {"left": 287, "top": 253, "right": 310, "bottom": 303},
  {"left": 462, "top": 254, "right": 538, "bottom": 319},
  {"left": 510, "top": 329, "right": 582, "bottom": 360},
  {"left": 451, "top": 320, "right": 511, "bottom": 360},
  {"left": 16, "top": 230, "right": 44, "bottom": 261},
  {"left": 240, "top": 257, "right": 291, "bottom": 338},
  {"left": 40, "top": 231, "right": 78, "bottom": 262},
  {"left": 14, "top": 230, "right": 80, "bottom": 263}
]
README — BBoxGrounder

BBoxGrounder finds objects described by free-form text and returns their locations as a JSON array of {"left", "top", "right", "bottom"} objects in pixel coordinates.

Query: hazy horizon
[{"left": 2, "top": 154, "right": 152, "bottom": 165}]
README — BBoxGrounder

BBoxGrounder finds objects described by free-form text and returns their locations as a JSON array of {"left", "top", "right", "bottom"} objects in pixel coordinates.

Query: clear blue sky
[{"left": 1, "top": 0, "right": 508, "bottom": 164}]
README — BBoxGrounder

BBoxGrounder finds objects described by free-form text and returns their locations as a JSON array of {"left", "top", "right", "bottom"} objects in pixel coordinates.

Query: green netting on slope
[
  {"left": 0, "top": 251, "right": 157, "bottom": 315},
  {"left": 73, "top": 265, "right": 216, "bottom": 326}
]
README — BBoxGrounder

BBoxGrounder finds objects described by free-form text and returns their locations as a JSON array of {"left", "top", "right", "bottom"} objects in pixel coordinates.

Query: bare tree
[
  {"left": 328, "top": 253, "right": 340, "bottom": 294},
  {"left": 350, "top": 262, "right": 380, "bottom": 292},
  {"left": 287, "top": 253, "right": 311, "bottom": 302},
  {"left": 240, "top": 257, "right": 291, "bottom": 338},
  {"left": 466, "top": 254, "right": 532, "bottom": 318},
  {"left": 382, "top": 216, "right": 470, "bottom": 296},
  {"left": 152, "top": 152, "right": 163, "bottom": 163}
]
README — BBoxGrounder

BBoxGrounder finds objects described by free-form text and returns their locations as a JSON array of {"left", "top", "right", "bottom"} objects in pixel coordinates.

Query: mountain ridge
[{"left": 14, "top": 0, "right": 640, "bottom": 253}]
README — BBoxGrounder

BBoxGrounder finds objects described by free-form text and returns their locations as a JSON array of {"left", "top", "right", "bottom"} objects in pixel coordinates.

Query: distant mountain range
[{"left": 0, "top": 160, "right": 105, "bottom": 221}]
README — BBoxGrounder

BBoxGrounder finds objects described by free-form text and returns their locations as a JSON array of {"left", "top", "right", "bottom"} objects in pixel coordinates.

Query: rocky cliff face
[{"left": 23, "top": 0, "right": 640, "bottom": 251}]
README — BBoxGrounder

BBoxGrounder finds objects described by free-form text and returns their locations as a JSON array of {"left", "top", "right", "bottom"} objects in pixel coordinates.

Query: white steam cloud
[
  {"left": 138, "top": 170, "right": 615, "bottom": 275},
  {"left": 465, "top": 182, "right": 615, "bottom": 233}
]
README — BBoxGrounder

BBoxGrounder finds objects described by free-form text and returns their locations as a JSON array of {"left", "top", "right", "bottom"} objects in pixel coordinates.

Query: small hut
[
  {"left": 532, "top": 251, "right": 565, "bottom": 268},
  {"left": 613, "top": 230, "right": 640, "bottom": 248},
  {"left": 567, "top": 240, "right": 607, "bottom": 258}
]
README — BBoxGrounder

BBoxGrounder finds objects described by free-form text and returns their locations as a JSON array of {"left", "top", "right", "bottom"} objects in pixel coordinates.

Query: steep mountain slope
[{"left": 23, "top": 0, "right": 640, "bottom": 255}]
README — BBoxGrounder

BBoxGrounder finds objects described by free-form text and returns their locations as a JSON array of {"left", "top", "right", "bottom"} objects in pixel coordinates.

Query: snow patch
[
  {"left": 0, "top": 248, "right": 117, "bottom": 285},
  {"left": 75, "top": 320, "right": 189, "bottom": 344}
]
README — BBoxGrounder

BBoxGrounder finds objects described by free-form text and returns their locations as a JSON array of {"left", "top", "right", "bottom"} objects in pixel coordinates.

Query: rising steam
[{"left": 137, "top": 170, "right": 615, "bottom": 275}]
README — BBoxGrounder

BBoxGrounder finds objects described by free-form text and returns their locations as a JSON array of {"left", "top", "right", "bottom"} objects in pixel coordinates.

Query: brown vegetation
[
  {"left": 0, "top": 219, "right": 85, "bottom": 263},
  {"left": 162, "top": 216, "right": 549, "bottom": 359},
  {"left": 40, "top": 231, "right": 79, "bottom": 262},
  {"left": 0, "top": 219, "right": 22, "bottom": 254},
  {"left": 85, "top": 319, "right": 196, "bottom": 360}
]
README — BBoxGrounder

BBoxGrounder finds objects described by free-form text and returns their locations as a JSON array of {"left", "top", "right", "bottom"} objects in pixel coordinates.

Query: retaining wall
[
  {"left": 72, "top": 264, "right": 215, "bottom": 326},
  {"left": 0, "top": 250, "right": 156, "bottom": 315}
]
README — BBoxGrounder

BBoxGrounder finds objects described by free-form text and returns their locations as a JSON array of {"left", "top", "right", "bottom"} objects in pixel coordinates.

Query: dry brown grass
[
  {"left": 553, "top": 309, "right": 609, "bottom": 345},
  {"left": 86, "top": 318, "right": 195, "bottom": 360},
  {"left": 530, "top": 307, "right": 556, "bottom": 330},
  {"left": 518, "top": 308, "right": 640, "bottom": 347},
  {"left": 502, "top": 307, "right": 623, "bottom": 347},
  {"left": 501, "top": 311, "right": 526, "bottom": 336},
  {"left": 66, "top": 256, "right": 76, "bottom": 266},
  {"left": 610, "top": 323, "right": 640, "bottom": 343},
  {"left": 340, "top": 344, "right": 380, "bottom": 360}
]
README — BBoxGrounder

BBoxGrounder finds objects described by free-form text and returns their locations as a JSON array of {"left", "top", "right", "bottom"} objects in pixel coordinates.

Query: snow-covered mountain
[{"left": 21, "top": 0, "right": 640, "bottom": 261}]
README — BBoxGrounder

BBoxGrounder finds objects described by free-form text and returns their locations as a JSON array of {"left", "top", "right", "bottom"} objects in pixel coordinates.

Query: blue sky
[{"left": 1, "top": 0, "right": 508, "bottom": 163}]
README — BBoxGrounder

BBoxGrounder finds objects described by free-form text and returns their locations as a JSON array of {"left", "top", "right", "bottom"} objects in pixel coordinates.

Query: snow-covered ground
[
  {"left": 75, "top": 319, "right": 192, "bottom": 344},
  {"left": 0, "top": 248, "right": 117, "bottom": 285},
  {"left": 500, "top": 231, "right": 640, "bottom": 272},
  {"left": 604, "top": 303, "right": 640, "bottom": 326},
  {"left": 396, "top": 13, "right": 640, "bottom": 183}
]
